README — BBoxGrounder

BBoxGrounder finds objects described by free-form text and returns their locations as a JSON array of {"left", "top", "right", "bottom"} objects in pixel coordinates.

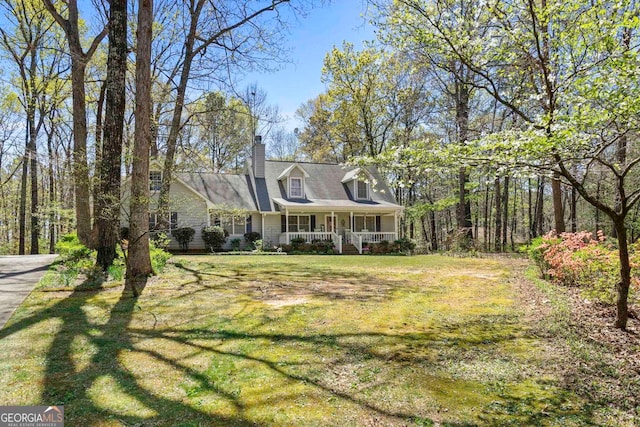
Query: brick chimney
[{"left": 252, "top": 135, "right": 265, "bottom": 178}]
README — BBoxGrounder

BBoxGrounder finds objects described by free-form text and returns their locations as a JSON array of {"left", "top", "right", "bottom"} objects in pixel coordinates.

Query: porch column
[
  {"left": 394, "top": 211, "right": 398, "bottom": 239},
  {"left": 331, "top": 211, "right": 335, "bottom": 233},
  {"left": 286, "top": 208, "right": 289, "bottom": 243},
  {"left": 350, "top": 211, "right": 353, "bottom": 231},
  {"left": 231, "top": 217, "right": 235, "bottom": 234},
  {"left": 261, "top": 213, "right": 265, "bottom": 238}
]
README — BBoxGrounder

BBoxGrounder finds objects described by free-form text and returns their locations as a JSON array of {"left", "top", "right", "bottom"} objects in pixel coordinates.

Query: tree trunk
[
  {"left": 528, "top": 178, "right": 534, "bottom": 240},
  {"left": 535, "top": 177, "right": 545, "bottom": 237},
  {"left": 483, "top": 183, "right": 489, "bottom": 250},
  {"left": 70, "top": 59, "right": 92, "bottom": 246},
  {"left": 47, "top": 124, "right": 56, "bottom": 254},
  {"left": 91, "top": 81, "right": 107, "bottom": 243},
  {"left": 157, "top": 16, "right": 198, "bottom": 230},
  {"left": 42, "top": 0, "right": 108, "bottom": 247},
  {"left": 29, "top": 103, "right": 39, "bottom": 255},
  {"left": 126, "top": 0, "right": 154, "bottom": 296},
  {"left": 494, "top": 177, "right": 502, "bottom": 252},
  {"left": 429, "top": 209, "right": 437, "bottom": 251},
  {"left": 502, "top": 176, "right": 509, "bottom": 249},
  {"left": 552, "top": 173, "right": 564, "bottom": 233},
  {"left": 19, "top": 154, "right": 28, "bottom": 255},
  {"left": 595, "top": 179, "right": 602, "bottom": 232},
  {"left": 96, "top": 0, "right": 127, "bottom": 271},
  {"left": 570, "top": 186, "right": 577, "bottom": 232},
  {"left": 613, "top": 217, "right": 631, "bottom": 330}
]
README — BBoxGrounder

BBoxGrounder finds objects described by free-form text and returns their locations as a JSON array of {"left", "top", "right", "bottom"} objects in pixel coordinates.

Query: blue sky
[{"left": 238, "top": 1, "right": 376, "bottom": 132}]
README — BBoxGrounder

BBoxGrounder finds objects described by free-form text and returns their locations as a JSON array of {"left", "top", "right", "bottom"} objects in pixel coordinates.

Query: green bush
[
  {"left": 230, "top": 238, "right": 242, "bottom": 251},
  {"left": 253, "top": 239, "right": 264, "bottom": 252},
  {"left": 244, "top": 231, "right": 261, "bottom": 245},
  {"left": 290, "top": 237, "right": 306, "bottom": 250},
  {"left": 394, "top": 237, "right": 416, "bottom": 253},
  {"left": 55, "top": 233, "right": 93, "bottom": 261},
  {"left": 151, "top": 231, "right": 171, "bottom": 250},
  {"left": 172, "top": 227, "right": 195, "bottom": 251},
  {"left": 150, "top": 242, "right": 172, "bottom": 272},
  {"left": 202, "top": 226, "right": 228, "bottom": 252}
]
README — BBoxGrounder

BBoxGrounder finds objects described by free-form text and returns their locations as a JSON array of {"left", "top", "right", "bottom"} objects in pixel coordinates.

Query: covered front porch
[{"left": 277, "top": 208, "right": 401, "bottom": 254}]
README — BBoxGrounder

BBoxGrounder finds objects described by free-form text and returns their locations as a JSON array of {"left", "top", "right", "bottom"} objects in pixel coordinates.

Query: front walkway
[{"left": 0, "top": 255, "right": 57, "bottom": 328}]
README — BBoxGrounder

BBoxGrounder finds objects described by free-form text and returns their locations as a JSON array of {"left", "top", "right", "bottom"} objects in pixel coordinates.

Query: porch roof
[{"left": 272, "top": 198, "right": 402, "bottom": 212}]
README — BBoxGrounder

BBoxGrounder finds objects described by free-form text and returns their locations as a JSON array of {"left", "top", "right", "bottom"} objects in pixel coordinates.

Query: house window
[
  {"left": 357, "top": 180, "right": 369, "bottom": 200},
  {"left": 353, "top": 215, "right": 376, "bottom": 232},
  {"left": 290, "top": 177, "right": 303, "bottom": 198},
  {"left": 233, "top": 217, "right": 246, "bottom": 235},
  {"left": 150, "top": 171, "right": 162, "bottom": 191},
  {"left": 212, "top": 216, "right": 246, "bottom": 235},
  {"left": 149, "top": 213, "right": 157, "bottom": 230},
  {"left": 170, "top": 212, "right": 178, "bottom": 230},
  {"left": 149, "top": 211, "right": 177, "bottom": 231},
  {"left": 287, "top": 215, "right": 310, "bottom": 232}
]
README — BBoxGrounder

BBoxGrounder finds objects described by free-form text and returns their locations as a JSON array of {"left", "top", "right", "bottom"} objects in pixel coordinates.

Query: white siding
[
  {"left": 262, "top": 214, "right": 282, "bottom": 248},
  {"left": 121, "top": 179, "right": 209, "bottom": 250}
]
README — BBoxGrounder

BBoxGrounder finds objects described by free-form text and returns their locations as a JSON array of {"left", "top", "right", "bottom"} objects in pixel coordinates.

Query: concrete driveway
[{"left": 0, "top": 254, "right": 58, "bottom": 329}]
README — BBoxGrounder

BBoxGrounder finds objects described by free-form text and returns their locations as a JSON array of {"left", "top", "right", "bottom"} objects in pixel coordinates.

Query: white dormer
[
  {"left": 341, "top": 167, "right": 372, "bottom": 201},
  {"left": 277, "top": 163, "right": 310, "bottom": 199}
]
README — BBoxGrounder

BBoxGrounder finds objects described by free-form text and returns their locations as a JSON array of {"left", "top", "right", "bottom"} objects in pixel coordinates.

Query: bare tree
[
  {"left": 156, "top": 0, "right": 294, "bottom": 228},
  {"left": 42, "top": 0, "right": 108, "bottom": 246}
]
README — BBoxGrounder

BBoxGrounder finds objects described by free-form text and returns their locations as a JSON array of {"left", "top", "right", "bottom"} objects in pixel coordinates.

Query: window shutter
[
  {"left": 376, "top": 215, "right": 381, "bottom": 232},
  {"left": 246, "top": 215, "right": 252, "bottom": 233},
  {"left": 281, "top": 215, "right": 286, "bottom": 232},
  {"left": 311, "top": 215, "right": 316, "bottom": 231}
]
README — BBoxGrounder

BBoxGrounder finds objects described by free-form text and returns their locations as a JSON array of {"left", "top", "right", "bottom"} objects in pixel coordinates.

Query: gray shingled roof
[
  {"left": 177, "top": 172, "right": 257, "bottom": 211},
  {"left": 175, "top": 161, "right": 401, "bottom": 213},
  {"left": 257, "top": 161, "right": 399, "bottom": 212}
]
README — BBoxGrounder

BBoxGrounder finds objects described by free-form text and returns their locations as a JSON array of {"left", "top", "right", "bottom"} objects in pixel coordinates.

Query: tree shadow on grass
[{"left": 0, "top": 259, "right": 596, "bottom": 426}]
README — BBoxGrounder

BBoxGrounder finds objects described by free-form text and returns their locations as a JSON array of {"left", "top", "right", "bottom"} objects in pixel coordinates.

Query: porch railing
[
  {"left": 346, "top": 231, "right": 363, "bottom": 254},
  {"left": 286, "top": 232, "right": 334, "bottom": 242},
  {"left": 357, "top": 232, "right": 397, "bottom": 244},
  {"left": 332, "top": 233, "right": 343, "bottom": 254}
]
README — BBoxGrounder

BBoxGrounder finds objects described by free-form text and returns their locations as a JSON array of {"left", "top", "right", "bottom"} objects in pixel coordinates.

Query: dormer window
[
  {"left": 357, "top": 180, "right": 369, "bottom": 200},
  {"left": 290, "top": 177, "right": 303, "bottom": 198},
  {"left": 150, "top": 171, "right": 162, "bottom": 191}
]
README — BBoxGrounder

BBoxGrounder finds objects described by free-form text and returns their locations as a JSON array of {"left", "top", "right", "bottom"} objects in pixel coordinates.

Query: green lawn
[{"left": 0, "top": 255, "right": 630, "bottom": 426}]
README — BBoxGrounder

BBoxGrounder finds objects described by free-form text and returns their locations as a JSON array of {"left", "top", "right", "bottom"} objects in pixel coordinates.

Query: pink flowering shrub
[{"left": 528, "top": 231, "right": 638, "bottom": 305}]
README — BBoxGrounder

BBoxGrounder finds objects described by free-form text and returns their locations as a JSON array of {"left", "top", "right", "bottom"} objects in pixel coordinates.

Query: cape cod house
[{"left": 121, "top": 139, "right": 404, "bottom": 254}]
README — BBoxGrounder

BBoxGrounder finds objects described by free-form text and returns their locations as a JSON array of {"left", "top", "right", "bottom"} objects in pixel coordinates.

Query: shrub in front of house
[
  {"left": 230, "top": 238, "right": 242, "bottom": 251},
  {"left": 244, "top": 231, "right": 261, "bottom": 246},
  {"left": 290, "top": 236, "right": 306, "bottom": 250},
  {"left": 173, "top": 227, "right": 195, "bottom": 251},
  {"left": 202, "top": 226, "right": 228, "bottom": 252},
  {"left": 280, "top": 239, "right": 335, "bottom": 254}
]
